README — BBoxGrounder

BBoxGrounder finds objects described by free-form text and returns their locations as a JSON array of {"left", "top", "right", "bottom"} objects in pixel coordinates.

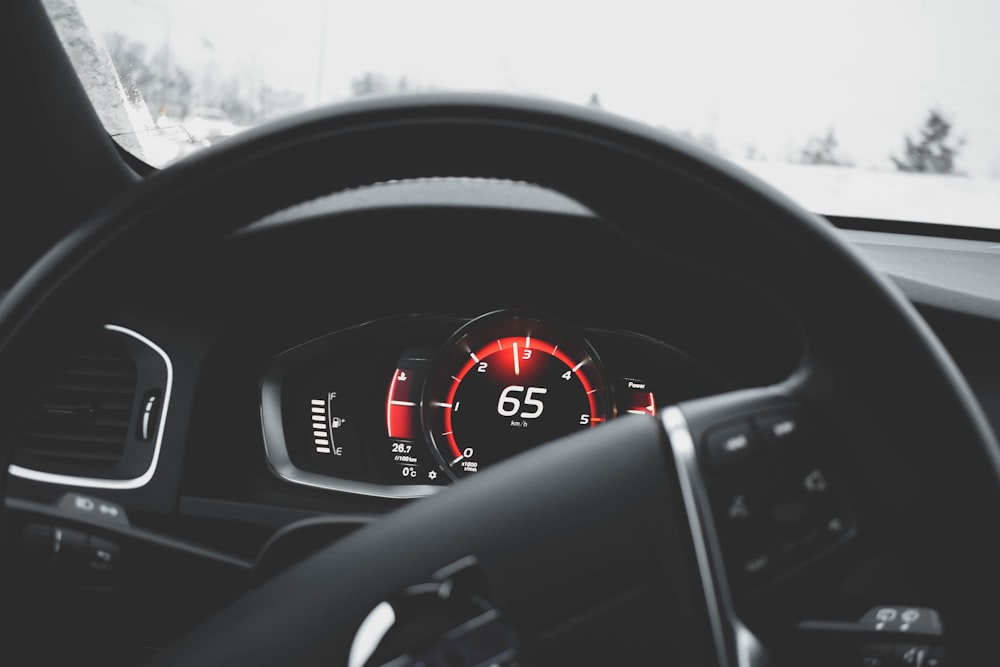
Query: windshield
[{"left": 47, "top": 0, "right": 1000, "bottom": 228}]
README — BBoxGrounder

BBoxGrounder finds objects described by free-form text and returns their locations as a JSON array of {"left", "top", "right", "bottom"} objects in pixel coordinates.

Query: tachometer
[{"left": 423, "top": 311, "right": 610, "bottom": 479}]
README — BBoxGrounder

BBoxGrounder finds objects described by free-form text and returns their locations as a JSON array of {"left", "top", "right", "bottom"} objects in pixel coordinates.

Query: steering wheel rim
[{"left": 2, "top": 93, "right": 999, "bottom": 664}]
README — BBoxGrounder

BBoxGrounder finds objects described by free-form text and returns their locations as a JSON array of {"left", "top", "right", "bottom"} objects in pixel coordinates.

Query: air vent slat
[
  {"left": 53, "top": 381, "right": 135, "bottom": 395},
  {"left": 40, "top": 417, "right": 131, "bottom": 429},
  {"left": 24, "top": 433, "right": 128, "bottom": 447},
  {"left": 65, "top": 367, "right": 136, "bottom": 380},
  {"left": 24, "top": 421, "right": 128, "bottom": 444},
  {"left": 22, "top": 443, "right": 122, "bottom": 463},
  {"left": 17, "top": 334, "right": 138, "bottom": 469},
  {"left": 44, "top": 398, "right": 133, "bottom": 413}
]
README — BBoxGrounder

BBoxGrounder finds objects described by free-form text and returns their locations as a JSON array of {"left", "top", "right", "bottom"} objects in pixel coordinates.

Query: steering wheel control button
[
  {"left": 726, "top": 493, "right": 752, "bottom": 521},
  {"left": 770, "top": 498, "right": 809, "bottom": 528},
  {"left": 703, "top": 420, "right": 760, "bottom": 468},
  {"left": 56, "top": 493, "right": 130, "bottom": 525},
  {"left": 742, "top": 552, "right": 769, "bottom": 574},
  {"left": 802, "top": 468, "right": 829, "bottom": 494},
  {"left": 713, "top": 478, "right": 764, "bottom": 532},
  {"left": 756, "top": 412, "right": 807, "bottom": 449},
  {"left": 705, "top": 422, "right": 853, "bottom": 592}
]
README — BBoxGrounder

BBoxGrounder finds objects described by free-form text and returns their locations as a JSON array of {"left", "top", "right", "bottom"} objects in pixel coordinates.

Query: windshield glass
[{"left": 47, "top": 0, "right": 1000, "bottom": 228}]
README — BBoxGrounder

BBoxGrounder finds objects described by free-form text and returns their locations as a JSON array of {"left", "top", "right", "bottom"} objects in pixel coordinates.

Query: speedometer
[{"left": 423, "top": 311, "right": 610, "bottom": 479}]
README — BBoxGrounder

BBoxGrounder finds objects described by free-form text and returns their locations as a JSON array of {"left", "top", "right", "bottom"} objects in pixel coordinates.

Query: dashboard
[
  {"left": 7, "top": 177, "right": 1000, "bottom": 663},
  {"left": 4, "top": 179, "right": 811, "bottom": 536},
  {"left": 13, "top": 179, "right": 1000, "bottom": 516}
]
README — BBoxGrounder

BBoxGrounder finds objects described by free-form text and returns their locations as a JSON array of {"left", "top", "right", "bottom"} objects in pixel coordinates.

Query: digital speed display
[{"left": 422, "top": 311, "right": 610, "bottom": 479}]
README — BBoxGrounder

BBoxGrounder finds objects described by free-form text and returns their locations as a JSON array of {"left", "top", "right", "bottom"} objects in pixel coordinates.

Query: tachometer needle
[{"left": 513, "top": 342, "right": 520, "bottom": 375}]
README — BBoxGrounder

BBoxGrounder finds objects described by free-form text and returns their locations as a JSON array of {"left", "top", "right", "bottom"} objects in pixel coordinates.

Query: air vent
[
  {"left": 9, "top": 324, "right": 171, "bottom": 488},
  {"left": 19, "top": 336, "right": 137, "bottom": 467}
]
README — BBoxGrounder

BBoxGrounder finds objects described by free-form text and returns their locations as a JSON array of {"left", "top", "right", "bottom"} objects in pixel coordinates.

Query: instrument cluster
[{"left": 261, "top": 311, "right": 723, "bottom": 498}]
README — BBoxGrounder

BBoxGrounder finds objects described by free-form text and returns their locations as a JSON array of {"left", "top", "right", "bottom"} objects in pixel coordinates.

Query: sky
[{"left": 75, "top": 0, "right": 1000, "bottom": 179}]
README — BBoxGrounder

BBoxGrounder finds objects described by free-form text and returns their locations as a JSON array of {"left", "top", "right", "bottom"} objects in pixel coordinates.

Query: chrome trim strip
[
  {"left": 662, "top": 406, "right": 768, "bottom": 667},
  {"left": 348, "top": 601, "right": 396, "bottom": 667},
  {"left": 8, "top": 324, "right": 173, "bottom": 490}
]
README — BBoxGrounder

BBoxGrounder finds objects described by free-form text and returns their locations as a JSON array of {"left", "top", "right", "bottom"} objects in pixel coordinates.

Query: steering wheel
[{"left": 2, "top": 94, "right": 999, "bottom": 665}]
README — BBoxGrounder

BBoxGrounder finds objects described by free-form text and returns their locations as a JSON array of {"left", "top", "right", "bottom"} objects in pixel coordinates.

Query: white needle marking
[
  {"left": 452, "top": 454, "right": 464, "bottom": 465},
  {"left": 513, "top": 342, "right": 520, "bottom": 375},
  {"left": 470, "top": 352, "right": 480, "bottom": 363},
  {"left": 389, "top": 400, "right": 416, "bottom": 406},
  {"left": 572, "top": 360, "right": 585, "bottom": 372}
]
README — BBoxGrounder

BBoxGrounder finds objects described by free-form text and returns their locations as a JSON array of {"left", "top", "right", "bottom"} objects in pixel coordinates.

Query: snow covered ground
[{"left": 736, "top": 160, "right": 1000, "bottom": 230}]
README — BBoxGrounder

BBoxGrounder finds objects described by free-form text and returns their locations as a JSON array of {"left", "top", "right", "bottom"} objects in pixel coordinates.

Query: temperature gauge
[{"left": 383, "top": 349, "right": 447, "bottom": 485}]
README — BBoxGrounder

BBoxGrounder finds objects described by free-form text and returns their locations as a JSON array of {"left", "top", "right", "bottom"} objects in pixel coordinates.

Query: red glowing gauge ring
[{"left": 422, "top": 311, "right": 610, "bottom": 479}]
